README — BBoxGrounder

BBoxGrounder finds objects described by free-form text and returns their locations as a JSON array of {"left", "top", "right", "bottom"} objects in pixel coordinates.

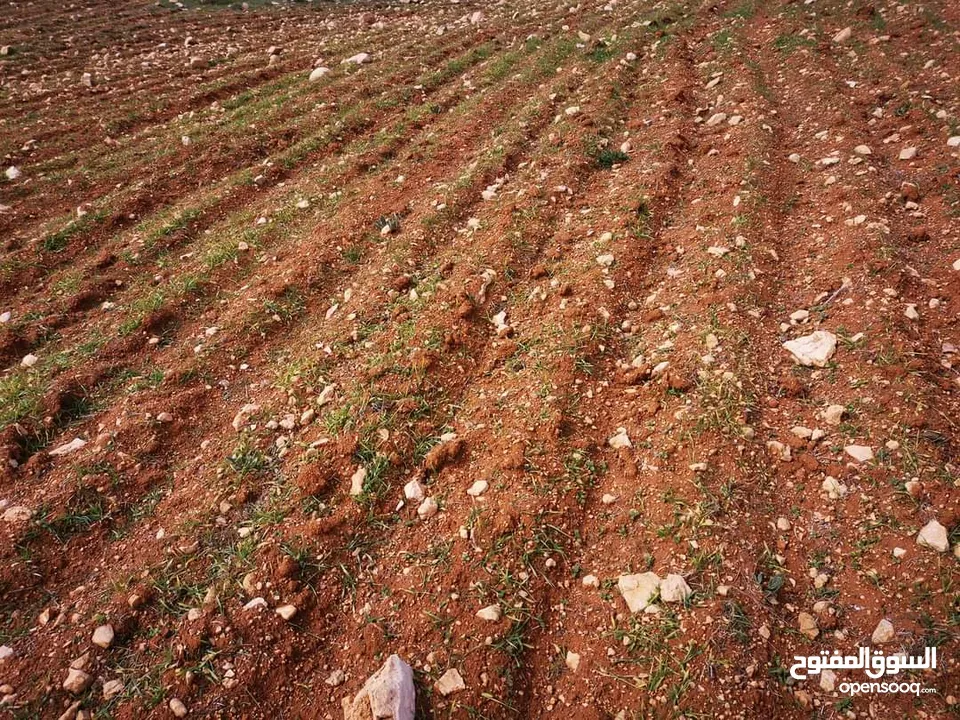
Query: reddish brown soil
[{"left": 0, "top": 0, "right": 958, "bottom": 718}]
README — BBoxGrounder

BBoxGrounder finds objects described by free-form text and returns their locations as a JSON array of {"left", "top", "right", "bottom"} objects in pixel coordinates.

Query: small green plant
[
  {"left": 593, "top": 148, "right": 629, "bottom": 169},
  {"left": 227, "top": 440, "right": 269, "bottom": 476}
]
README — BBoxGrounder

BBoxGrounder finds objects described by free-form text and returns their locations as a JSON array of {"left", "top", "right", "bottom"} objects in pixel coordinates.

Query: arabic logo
[{"left": 789, "top": 647, "right": 937, "bottom": 681}]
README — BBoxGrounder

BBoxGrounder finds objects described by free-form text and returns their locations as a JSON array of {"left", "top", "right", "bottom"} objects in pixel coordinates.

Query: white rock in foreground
[
  {"left": 844, "top": 445, "right": 874, "bottom": 463},
  {"left": 435, "top": 668, "right": 465, "bottom": 697},
  {"left": 608, "top": 427, "right": 632, "bottom": 449},
  {"left": 402, "top": 479, "right": 425, "bottom": 502},
  {"left": 617, "top": 572, "right": 660, "bottom": 613},
  {"left": 309, "top": 66, "right": 330, "bottom": 81},
  {"left": 92, "top": 624, "right": 114, "bottom": 649},
  {"left": 342, "top": 53, "right": 370, "bottom": 65},
  {"left": 832, "top": 26, "right": 852, "bottom": 43},
  {"left": 466, "top": 480, "right": 488, "bottom": 497},
  {"left": 871, "top": 619, "right": 895, "bottom": 644},
  {"left": 659, "top": 574, "right": 692, "bottom": 603},
  {"left": 476, "top": 604, "right": 501, "bottom": 621},
  {"left": 916, "top": 519, "right": 948, "bottom": 552},
  {"left": 350, "top": 466, "right": 367, "bottom": 496},
  {"left": 822, "top": 404, "right": 846, "bottom": 425},
  {"left": 417, "top": 497, "right": 438, "bottom": 520},
  {"left": 2, "top": 506, "right": 32, "bottom": 523},
  {"left": 782, "top": 331, "right": 837, "bottom": 367},
  {"left": 49, "top": 438, "right": 87, "bottom": 457},
  {"left": 342, "top": 655, "right": 415, "bottom": 720}
]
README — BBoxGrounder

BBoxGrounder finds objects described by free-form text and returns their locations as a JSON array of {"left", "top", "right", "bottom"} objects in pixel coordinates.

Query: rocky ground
[{"left": 0, "top": 0, "right": 958, "bottom": 717}]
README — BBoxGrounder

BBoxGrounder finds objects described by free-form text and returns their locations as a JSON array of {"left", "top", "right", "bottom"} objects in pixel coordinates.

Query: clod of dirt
[
  {"left": 424, "top": 437, "right": 463, "bottom": 472},
  {"left": 342, "top": 654, "right": 415, "bottom": 720}
]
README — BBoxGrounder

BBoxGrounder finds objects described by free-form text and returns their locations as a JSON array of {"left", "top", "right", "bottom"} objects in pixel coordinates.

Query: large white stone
[
  {"left": 844, "top": 445, "right": 874, "bottom": 463},
  {"left": 617, "top": 572, "right": 660, "bottom": 613},
  {"left": 49, "top": 438, "right": 87, "bottom": 457},
  {"left": 342, "top": 655, "right": 415, "bottom": 720},
  {"left": 659, "top": 574, "right": 692, "bottom": 603},
  {"left": 871, "top": 619, "right": 895, "bottom": 644},
  {"left": 916, "top": 519, "right": 948, "bottom": 552},
  {"left": 435, "top": 668, "right": 465, "bottom": 697},
  {"left": 783, "top": 331, "right": 837, "bottom": 367}
]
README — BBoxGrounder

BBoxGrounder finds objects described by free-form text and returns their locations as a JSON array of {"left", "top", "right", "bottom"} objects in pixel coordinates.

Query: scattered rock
[
  {"left": 342, "top": 53, "right": 370, "bottom": 65},
  {"left": 49, "top": 438, "right": 87, "bottom": 457},
  {"left": 871, "top": 619, "right": 895, "bottom": 644},
  {"left": 466, "top": 480, "right": 488, "bottom": 497},
  {"left": 309, "top": 66, "right": 330, "bottom": 81},
  {"left": 2, "top": 506, "right": 32, "bottom": 523},
  {"left": 276, "top": 604, "right": 297, "bottom": 621},
  {"left": 898, "top": 147, "right": 917, "bottom": 161},
  {"left": 916, "top": 519, "right": 948, "bottom": 552},
  {"left": 783, "top": 331, "right": 837, "bottom": 367},
  {"left": 232, "top": 403, "right": 261, "bottom": 431},
  {"left": 403, "top": 479, "right": 425, "bottom": 502},
  {"left": 822, "top": 404, "right": 846, "bottom": 425},
  {"left": 325, "top": 669, "right": 346, "bottom": 687},
  {"left": 92, "top": 624, "right": 114, "bottom": 649},
  {"left": 350, "top": 466, "right": 367, "bottom": 496},
  {"left": 102, "top": 679, "right": 123, "bottom": 700},
  {"left": 659, "top": 574, "right": 692, "bottom": 603},
  {"left": 608, "top": 427, "right": 632, "bottom": 449},
  {"left": 820, "top": 668, "right": 837, "bottom": 693},
  {"left": 832, "top": 26, "right": 852, "bottom": 43},
  {"left": 342, "top": 655, "right": 415, "bottom": 720},
  {"left": 169, "top": 698, "right": 188, "bottom": 718},
  {"left": 435, "top": 668, "right": 465, "bottom": 697},
  {"left": 417, "top": 497, "right": 438, "bottom": 520},
  {"left": 798, "top": 611, "right": 819, "bottom": 639},
  {"left": 617, "top": 572, "right": 660, "bottom": 613},
  {"left": 62, "top": 668, "right": 92, "bottom": 694},
  {"left": 565, "top": 651, "right": 581, "bottom": 672},
  {"left": 476, "top": 604, "right": 501, "bottom": 621},
  {"left": 20, "top": 353, "right": 38, "bottom": 367},
  {"left": 844, "top": 445, "right": 874, "bottom": 463}
]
